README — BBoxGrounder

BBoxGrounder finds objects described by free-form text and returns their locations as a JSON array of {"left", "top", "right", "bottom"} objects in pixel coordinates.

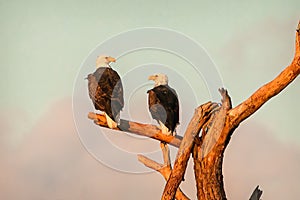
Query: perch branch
[
  {"left": 229, "top": 22, "right": 300, "bottom": 127},
  {"left": 88, "top": 112, "right": 183, "bottom": 148},
  {"left": 161, "top": 102, "right": 219, "bottom": 200},
  {"left": 161, "top": 142, "right": 171, "bottom": 167}
]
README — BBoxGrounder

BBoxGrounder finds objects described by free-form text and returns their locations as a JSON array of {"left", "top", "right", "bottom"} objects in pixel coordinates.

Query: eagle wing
[
  {"left": 108, "top": 69, "right": 124, "bottom": 118},
  {"left": 87, "top": 74, "right": 107, "bottom": 111},
  {"left": 147, "top": 89, "right": 168, "bottom": 124},
  {"left": 168, "top": 86, "right": 180, "bottom": 127},
  {"left": 147, "top": 86, "right": 179, "bottom": 132},
  {"left": 87, "top": 67, "right": 124, "bottom": 121}
]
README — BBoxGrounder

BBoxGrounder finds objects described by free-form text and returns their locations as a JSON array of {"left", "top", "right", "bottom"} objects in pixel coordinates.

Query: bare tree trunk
[
  {"left": 191, "top": 89, "right": 232, "bottom": 200},
  {"left": 161, "top": 102, "right": 218, "bottom": 200},
  {"left": 193, "top": 146, "right": 226, "bottom": 200}
]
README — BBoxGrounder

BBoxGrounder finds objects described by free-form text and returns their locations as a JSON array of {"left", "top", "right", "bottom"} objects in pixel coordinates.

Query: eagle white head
[
  {"left": 148, "top": 73, "right": 169, "bottom": 87},
  {"left": 96, "top": 55, "right": 116, "bottom": 68}
]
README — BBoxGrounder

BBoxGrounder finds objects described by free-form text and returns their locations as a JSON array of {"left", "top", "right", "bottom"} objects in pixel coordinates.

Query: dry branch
[
  {"left": 138, "top": 143, "right": 190, "bottom": 200},
  {"left": 200, "top": 89, "right": 231, "bottom": 158},
  {"left": 88, "top": 112, "right": 183, "bottom": 148},
  {"left": 229, "top": 21, "right": 300, "bottom": 127},
  {"left": 161, "top": 142, "right": 171, "bottom": 167},
  {"left": 161, "top": 102, "right": 219, "bottom": 200}
]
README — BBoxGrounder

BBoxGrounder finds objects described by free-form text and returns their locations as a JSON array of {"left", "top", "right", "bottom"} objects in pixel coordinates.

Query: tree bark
[
  {"left": 161, "top": 102, "right": 219, "bottom": 200},
  {"left": 193, "top": 146, "right": 226, "bottom": 200},
  {"left": 192, "top": 89, "right": 232, "bottom": 200}
]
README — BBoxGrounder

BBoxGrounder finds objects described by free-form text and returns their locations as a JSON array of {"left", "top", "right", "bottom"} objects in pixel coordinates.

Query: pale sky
[{"left": 0, "top": 0, "right": 299, "bottom": 199}]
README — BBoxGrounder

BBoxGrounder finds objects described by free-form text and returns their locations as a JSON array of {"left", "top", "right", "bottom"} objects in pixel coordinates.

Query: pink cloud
[
  {"left": 224, "top": 120, "right": 300, "bottom": 199},
  {"left": 0, "top": 97, "right": 299, "bottom": 199},
  {"left": 0, "top": 98, "right": 165, "bottom": 199}
]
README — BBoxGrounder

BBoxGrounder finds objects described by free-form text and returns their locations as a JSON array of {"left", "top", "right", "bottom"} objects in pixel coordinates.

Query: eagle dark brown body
[
  {"left": 147, "top": 85, "right": 179, "bottom": 133},
  {"left": 87, "top": 67, "right": 124, "bottom": 121}
]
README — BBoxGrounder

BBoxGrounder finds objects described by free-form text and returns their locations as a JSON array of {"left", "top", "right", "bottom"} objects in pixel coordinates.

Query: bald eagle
[
  {"left": 147, "top": 74, "right": 179, "bottom": 136},
  {"left": 87, "top": 55, "right": 124, "bottom": 129}
]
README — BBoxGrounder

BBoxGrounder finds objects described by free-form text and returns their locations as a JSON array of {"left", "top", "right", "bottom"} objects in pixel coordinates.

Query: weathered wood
[
  {"left": 161, "top": 102, "right": 219, "bottom": 200},
  {"left": 193, "top": 89, "right": 232, "bottom": 200},
  {"left": 88, "top": 112, "right": 183, "bottom": 148},
  {"left": 138, "top": 143, "right": 190, "bottom": 200},
  {"left": 137, "top": 155, "right": 163, "bottom": 170},
  {"left": 200, "top": 90, "right": 230, "bottom": 159},
  {"left": 161, "top": 142, "right": 171, "bottom": 167}
]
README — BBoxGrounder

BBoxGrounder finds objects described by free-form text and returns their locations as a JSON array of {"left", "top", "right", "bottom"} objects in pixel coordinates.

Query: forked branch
[
  {"left": 138, "top": 143, "right": 190, "bottom": 200},
  {"left": 161, "top": 102, "right": 219, "bottom": 200}
]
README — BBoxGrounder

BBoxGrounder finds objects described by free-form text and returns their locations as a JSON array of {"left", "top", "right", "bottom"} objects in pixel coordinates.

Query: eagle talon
[
  {"left": 158, "top": 121, "right": 172, "bottom": 136},
  {"left": 105, "top": 113, "right": 118, "bottom": 129}
]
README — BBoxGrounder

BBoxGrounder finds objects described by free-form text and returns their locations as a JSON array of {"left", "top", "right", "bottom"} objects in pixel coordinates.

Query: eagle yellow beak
[
  {"left": 107, "top": 56, "right": 116, "bottom": 63},
  {"left": 148, "top": 75, "right": 156, "bottom": 81}
]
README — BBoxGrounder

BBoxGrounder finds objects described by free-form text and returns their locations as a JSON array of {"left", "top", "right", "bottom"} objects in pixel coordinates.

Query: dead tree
[{"left": 88, "top": 21, "right": 300, "bottom": 199}]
